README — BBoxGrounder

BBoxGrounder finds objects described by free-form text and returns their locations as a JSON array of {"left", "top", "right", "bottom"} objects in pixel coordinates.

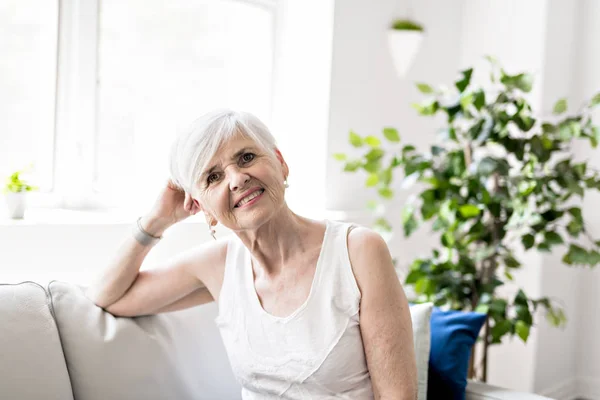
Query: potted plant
[
  {"left": 2, "top": 166, "right": 38, "bottom": 219},
  {"left": 335, "top": 57, "right": 600, "bottom": 380},
  {"left": 387, "top": 18, "right": 425, "bottom": 77}
]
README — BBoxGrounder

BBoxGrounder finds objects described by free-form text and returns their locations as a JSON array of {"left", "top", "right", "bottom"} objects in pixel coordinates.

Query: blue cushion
[{"left": 427, "top": 308, "right": 486, "bottom": 400}]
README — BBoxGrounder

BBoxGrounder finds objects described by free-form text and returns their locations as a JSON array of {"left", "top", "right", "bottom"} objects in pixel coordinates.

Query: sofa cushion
[
  {"left": 409, "top": 302, "right": 433, "bottom": 400},
  {"left": 48, "top": 281, "right": 241, "bottom": 400},
  {"left": 0, "top": 282, "right": 74, "bottom": 400},
  {"left": 428, "top": 308, "right": 487, "bottom": 400}
]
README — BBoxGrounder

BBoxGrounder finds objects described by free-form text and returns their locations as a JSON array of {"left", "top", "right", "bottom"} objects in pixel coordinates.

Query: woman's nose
[{"left": 228, "top": 169, "right": 250, "bottom": 192}]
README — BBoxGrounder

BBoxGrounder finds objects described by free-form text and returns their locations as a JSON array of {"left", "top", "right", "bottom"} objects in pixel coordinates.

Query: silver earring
[
  {"left": 209, "top": 225, "right": 216, "bottom": 240},
  {"left": 284, "top": 179, "right": 289, "bottom": 189}
]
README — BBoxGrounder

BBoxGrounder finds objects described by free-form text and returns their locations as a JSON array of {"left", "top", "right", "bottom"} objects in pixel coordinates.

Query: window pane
[
  {"left": 0, "top": 1, "right": 58, "bottom": 191},
  {"left": 96, "top": 0, "right": 274, "bottom": 209}
]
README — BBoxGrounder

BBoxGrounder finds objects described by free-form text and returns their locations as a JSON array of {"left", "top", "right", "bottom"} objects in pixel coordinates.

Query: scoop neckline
[{"left": 245, "top": 219, "right": 331, "bottom": 324}]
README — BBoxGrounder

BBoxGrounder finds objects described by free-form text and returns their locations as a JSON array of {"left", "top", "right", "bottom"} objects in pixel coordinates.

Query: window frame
[{"left": 30, "top": 0, "right": 278, "bottom": 210}]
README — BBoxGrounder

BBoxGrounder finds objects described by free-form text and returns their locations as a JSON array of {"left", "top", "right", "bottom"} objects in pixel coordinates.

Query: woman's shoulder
[{"left": 344, "top": 225, "right": 394, "bottom": 283}]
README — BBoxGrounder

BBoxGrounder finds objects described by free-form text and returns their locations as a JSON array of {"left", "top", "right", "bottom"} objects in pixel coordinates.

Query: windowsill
[
  {"left": 0, "top": 207, "right": 360, "bottom": 227},
  {"left": 0, "top": 208, "right": 203, "bottom": 227}
]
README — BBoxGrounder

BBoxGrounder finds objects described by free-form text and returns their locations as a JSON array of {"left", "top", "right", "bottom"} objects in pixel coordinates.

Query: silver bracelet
[{"left": 133, "top": 216, "right": 163, "bottom": 246}]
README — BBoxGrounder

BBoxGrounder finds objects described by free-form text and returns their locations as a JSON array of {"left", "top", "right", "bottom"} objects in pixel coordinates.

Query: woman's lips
[{"left": 234, "top": 188, "right": 265, "bottom": 209}]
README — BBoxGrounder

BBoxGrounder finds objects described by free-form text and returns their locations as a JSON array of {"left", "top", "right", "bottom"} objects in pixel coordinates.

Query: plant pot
[
  {"left": 387, "top": 29, "right": 424, "bottom": 77},
  {"left": 4, "top": 191, "right": 27, "bottom": 219}
]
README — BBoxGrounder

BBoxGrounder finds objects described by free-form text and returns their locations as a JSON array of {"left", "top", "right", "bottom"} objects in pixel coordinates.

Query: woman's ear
[{"left": 274, "top": 148, "right": 289, "bottom": 179}]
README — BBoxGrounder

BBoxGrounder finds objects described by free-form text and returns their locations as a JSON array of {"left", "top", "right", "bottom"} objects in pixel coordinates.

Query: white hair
[{"left": 169, "top": 109, "right": 277, "bottom": 194}]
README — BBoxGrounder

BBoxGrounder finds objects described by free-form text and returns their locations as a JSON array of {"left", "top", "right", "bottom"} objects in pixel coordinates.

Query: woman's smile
[{"left": 234, "top": 188, "right": 265, "bottom": 209}]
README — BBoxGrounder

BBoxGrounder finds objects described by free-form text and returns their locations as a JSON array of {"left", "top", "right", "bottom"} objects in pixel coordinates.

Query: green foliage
[
  {"left": 2, "top": 165, "right": 38, "bottom": 194},
  {"left": 336, "top": 57, "right": 600, "bottom": 351},
  {"left": 390, "top": 19, "right": 425, "bottom": 32}
]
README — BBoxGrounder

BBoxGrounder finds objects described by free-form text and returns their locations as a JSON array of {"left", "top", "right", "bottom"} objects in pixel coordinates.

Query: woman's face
[{"left": 194, "top": 134, "right": 288, "bottom": 231}]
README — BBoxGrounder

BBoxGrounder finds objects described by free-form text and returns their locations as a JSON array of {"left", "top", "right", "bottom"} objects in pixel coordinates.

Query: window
[
  {"left": 96, "top": 0, "right": 274, "bottom": 210},
  {"left": 0, "top": 0, "right": 58, "bottom": 192},
  {"left": 2, "top": 0, "right": 275, "bottom": 211}
]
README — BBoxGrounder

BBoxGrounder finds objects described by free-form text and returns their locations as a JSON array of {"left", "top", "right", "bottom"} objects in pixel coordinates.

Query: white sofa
[{"left": 0, "top": 281, "right": 553, "bottom": 399}]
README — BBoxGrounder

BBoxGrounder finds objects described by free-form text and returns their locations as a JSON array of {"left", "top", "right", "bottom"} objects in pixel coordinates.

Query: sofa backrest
[
  {"left": 0, "top": 282, "right": 74, "bottom": 400},
  {"left": 48, "top": 281, "right": 241, "bottom": 400}
]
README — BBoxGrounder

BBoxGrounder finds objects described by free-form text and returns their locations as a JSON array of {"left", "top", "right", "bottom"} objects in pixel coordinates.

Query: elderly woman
[{"left": 86, "top": 110, "right": 417, "bottom": 399}]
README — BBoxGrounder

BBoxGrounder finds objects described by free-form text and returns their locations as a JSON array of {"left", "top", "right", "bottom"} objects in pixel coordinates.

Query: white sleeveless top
[{"left": 215, "top": 220, "right": 374, "bottom": 399}]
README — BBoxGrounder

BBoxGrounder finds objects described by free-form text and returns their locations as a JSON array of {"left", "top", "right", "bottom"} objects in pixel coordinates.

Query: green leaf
[
  {"left": 412, "top": 100, "right": 439, "bottom": 116},
  {"left": 402, "top": 144, "right": 416, "bottom": 154},
  {"left": 504, "top": 255, "right": 522, "bottom": 269},
  {"left": 491, "top": 319, "right": 512, "bottom": 343},
  {"left": 590, "top": 126, "right": 600, "bottom": 148},
  {"left": 515, "top": 320, "right": 530, "bottom": 342},
  {"left": 365, "top": 148, "right": 385, "bottom": 162},
  {"left": 590, "top": 92, "right": 600, "bottom": 108},
  {"left": 566, "top": 220, "right": 583, "bottom": 236},
  {"left": 477, "top": 157, "right": 509, "bottom": 176},
  {"left": 545, "top": 306, "right": 567, "bottom": 327},
  {"left": 522, "top": 234, "right": 535, "bottom": 250},
  {"left": 379, "top": 168, "right": 393, "bottom": 185},
  {"left": 588, "top": 250, "right": 600, "bottom": 266},
  {"left": 501, "top": 72, "right": 534, "bottom": 92},
  {"left": 473, "top": 90, "right": 486, "bottom": 110},
  {"left": 441, "top": 231, "right": 455, "bottom": 247},
  {"left": 364, "top": 136, "right": 381, "bottom": 147},
  {"left": 333, "top": 153, "right": 347, "bottom": 161},
  {"left": 562, "top": 244, "right": 588, "bottom": 265},
  {"left": 544, "top": 231, "right": 564, "bottom": 246},
  {"left": 475, "top": 304, "right": 490, "bottom": 314},
  {"left": 489, "top": 299, "right": 508, "bottom": 318},
  {"left": 349, "top": 131, "right": 364, "bottom": 147},
  {"left": 458, "top": 204, "right": 481, "bottom": 218},
  {"left": 378, "top": 187, "right": 394, "bottom": 199},
  {"left": 431, "top": 145, "right": 445, "bottom": 156},
  {"left": 514, "top": 289, "right": 528, "bottom": 306},
  {"left": 374, "top": 217, "right": 393, "bottom": 232},
  {"left": 402, "top": 206, "right": 419, "bottom": 236},
  {"left": 460, "top": 92, "right": 474, "bottom": 110},
  {"left": 415, "top": 278, "right": 430, "bottom": 295},
  {"left": 504, "top": 271, "right": 514, "bottom": 281},
  {"left": 405, "top": 269, "right": 424, "bottom": 284},
  {"left": 365, "top": 174, "right": 379, "bottom": 187},
  {"left": 343, "top": 160, "right": 362, "bottom": 172},
  {"left": 383, "top": 127, "right": 401, "bottom": 142},
  {"left": 516, "top": 73, "right": 534, "bottom": 92},
  {"left": 553, "top": 98, "right": 568, "bottom": 115},
  {"left": 455, "top": 68, "right": 473, "bottom": 92},
  {"left": 568, "top": 207, "right": 583, "bottom": 223},
  {"left": 416, "top": 82, "right": 434, "bottom": 94}
]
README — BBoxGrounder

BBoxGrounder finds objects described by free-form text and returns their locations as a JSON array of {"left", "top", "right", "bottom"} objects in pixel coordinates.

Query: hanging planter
[{"left": 387, "top": 19, "right": 425, "bottom": 77}]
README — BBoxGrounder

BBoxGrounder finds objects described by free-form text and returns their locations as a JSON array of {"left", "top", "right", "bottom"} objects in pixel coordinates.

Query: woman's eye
[
  {"left": 241, "top": 153, "right": 255, "bottom": 163},
  {"left": 207, "top": 173, "right": 220, "bottom": 184}
]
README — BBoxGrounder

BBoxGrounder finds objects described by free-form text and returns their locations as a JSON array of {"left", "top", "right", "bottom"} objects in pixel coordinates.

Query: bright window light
[
  {"left": 95, "top": 0, "right": 274, "bottom": 210},
  {"left": 0, "top": 0, "right": 58, "bottom": 191}
]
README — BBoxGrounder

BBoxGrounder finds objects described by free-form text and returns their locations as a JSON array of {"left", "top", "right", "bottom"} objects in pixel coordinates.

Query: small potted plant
[
  {"left": 388, "top": 18, "right": 425, "bottom": 77},
  {"left": 2, "top": 166, "right": 38, "bottom": 219}
]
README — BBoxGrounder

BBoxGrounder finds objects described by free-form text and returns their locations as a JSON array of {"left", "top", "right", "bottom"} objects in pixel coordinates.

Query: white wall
[
  {"left": 0, "top": 214, "right": 230, "bottom": 285},
  {"left": 574, "top": 1, "right": 600, "bottom": 399},
  {"left": 533, "top": 1, "right": 583, "bottom": 397}
]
